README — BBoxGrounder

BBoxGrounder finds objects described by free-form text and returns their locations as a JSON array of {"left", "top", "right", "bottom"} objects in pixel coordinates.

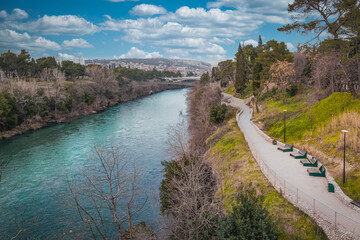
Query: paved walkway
[{"left": 223, "top": 93, "right": 360, "bottom": 239}]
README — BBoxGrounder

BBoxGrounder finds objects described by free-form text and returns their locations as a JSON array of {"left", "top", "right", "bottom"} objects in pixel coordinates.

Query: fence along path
[{"left": 223, "top": 93, "right": 360, "bottom": 240}]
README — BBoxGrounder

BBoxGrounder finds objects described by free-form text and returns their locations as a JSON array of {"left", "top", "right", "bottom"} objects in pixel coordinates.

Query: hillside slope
[
  {"left": 205, "top": 118, "right": 328, "bottom": 240},
  {"left": 254, "top": 92, "right": 360, "bottom": 199}
]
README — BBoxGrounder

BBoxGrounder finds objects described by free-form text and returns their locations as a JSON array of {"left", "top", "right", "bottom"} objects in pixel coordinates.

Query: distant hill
[{"left": 85, "top": 58, "right": 211, "bottom": 74}]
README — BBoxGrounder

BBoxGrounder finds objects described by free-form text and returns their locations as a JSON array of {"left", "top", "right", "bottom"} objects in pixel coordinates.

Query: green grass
[
  {"left": 224, "top": 86, "right": 235, "bottom": 95},
  {"left": 338, "top": 173, "right": 360, "bottom": 200},
  {"left": 261, "top": 92, "right": 360, "bottom": 143},
  {"left": 206, "top": 119, "right": 328, "bottom": 240}
]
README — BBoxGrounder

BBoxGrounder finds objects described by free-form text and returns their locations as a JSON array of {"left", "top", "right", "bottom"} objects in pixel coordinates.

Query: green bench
[
  {"left": 290, "top": 149, "right": 307, "bottom": 159},
  {"left": 300, "top": 157, "right": 318, "bottom": 167},
  {"left": 307, "top": 165, "right": 326, "bottom": 177},
  {"left": 277, "top": 143, "right": 293, "bottom": 152}
]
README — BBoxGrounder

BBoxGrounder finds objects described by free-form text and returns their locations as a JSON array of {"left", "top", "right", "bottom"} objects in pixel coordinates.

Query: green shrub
[
  {"left": 0, "top": 92, "right": 18, "bottom": 131},
  {"left": 83, "top": 92, "right": 95, "bottom": 105},
  {"left": 159, "top": 159, "right": 182, "bottom": 213},
  {"left": 259, "top": 88, "right": 277, "bottom": 102},
  {"left": 217, "top": 185, "right": 279, "bottom": 240},
  {"left": 286, "top": 85, "right": 298, "bottom": 97},
  {"left": 210, "top": 104, "right": 228, "bottom": 124}
]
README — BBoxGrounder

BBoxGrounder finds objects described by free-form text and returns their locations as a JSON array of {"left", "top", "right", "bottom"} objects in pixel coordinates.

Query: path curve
[{"left": 223, "top": 93, "right": 360, "bottom": 240}]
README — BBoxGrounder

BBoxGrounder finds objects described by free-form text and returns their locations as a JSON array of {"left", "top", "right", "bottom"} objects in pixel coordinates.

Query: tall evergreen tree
[
  {"left": 235, "top": 43, "right": 246, "bottom": 93},
  {"left": 258, "top": 35, "right": 263, "bottom": 49}
]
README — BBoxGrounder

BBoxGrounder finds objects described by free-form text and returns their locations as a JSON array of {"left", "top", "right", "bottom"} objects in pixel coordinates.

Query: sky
[{"left": 0, "top": 0, "right": 312, "bottom": 64}]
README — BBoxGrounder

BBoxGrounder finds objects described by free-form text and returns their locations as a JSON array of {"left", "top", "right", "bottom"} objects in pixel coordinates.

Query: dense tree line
[
  {"left": 212, "top": 38, "right": 293, "bottom": 107},
  {"left": 0, "top": 50, "right": 184, "bottom": 83},
  {"left": 212, "top": 0, "right": 360, "bottom": 103},
  {"left": 0, "top": 50, "right": 85, "bottom": 80}
]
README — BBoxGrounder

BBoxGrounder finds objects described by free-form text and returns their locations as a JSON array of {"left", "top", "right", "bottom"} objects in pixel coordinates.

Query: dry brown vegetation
[
  {"left": 187, "top": 82, "right": 222, "bottom": 154},
  {"left": 160, "top": 82, "right": 226, "bottom": 239},
  {"left": 295, "top": 111, "right": 360, "bottom": 196}
]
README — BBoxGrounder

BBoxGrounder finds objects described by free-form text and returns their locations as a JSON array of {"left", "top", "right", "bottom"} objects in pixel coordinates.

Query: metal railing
[{"left": 237, "top": 112, "right": 360, "bottom": 240}]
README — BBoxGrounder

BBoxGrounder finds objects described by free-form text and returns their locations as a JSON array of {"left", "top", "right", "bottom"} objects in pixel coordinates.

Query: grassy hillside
[
  {"left": 254, "top": 91, "right": 360, "bottom": 199},
  {"left": 206, "top": 118, "right": 328, "bottom": 240}
]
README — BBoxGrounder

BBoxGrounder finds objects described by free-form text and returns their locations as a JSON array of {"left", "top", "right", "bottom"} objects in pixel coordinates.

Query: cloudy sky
[{"left": 0, "top": 0, "right": 310, "bottom": 64}]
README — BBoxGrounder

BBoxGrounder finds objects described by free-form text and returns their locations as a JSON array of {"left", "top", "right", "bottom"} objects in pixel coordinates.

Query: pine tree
[{"left": 235, "top": 43, "right": 246, "bottom": 93}]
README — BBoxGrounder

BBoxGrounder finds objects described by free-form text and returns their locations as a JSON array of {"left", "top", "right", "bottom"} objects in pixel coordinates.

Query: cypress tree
[
  {"left": 258, "top": 35, "right": 263, "bottom": 49},
  {"left": 235, "top": 43, "right": 246, "bottom": 93}
]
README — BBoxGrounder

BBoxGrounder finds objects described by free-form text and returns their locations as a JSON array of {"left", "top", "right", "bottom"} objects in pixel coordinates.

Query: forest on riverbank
[{"left": 0, "top": 50, "right": 192, "bottom": 139}]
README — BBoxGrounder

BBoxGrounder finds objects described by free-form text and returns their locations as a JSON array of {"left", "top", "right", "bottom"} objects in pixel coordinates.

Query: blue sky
[{"left": 0, "top": 0, "right": 312, "bottom": 64}]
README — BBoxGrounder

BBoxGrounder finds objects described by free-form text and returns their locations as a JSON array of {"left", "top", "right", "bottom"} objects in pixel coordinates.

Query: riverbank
[{"left": 0, "top": 81, "right": 193, "bottom": 140}]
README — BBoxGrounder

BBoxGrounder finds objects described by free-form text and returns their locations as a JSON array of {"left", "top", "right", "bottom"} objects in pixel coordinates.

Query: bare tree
[
  {"left": 270, "top": 60, "right": 295, "bottom": 103},
  {"left": 85, "top": 66, "right": 119, "bottom": 106},
  {"left": 161, "top": 119, "right": 222, "bottom": 240},
  {"left": 162, "top": 155, "right": 221, "bottom": 240},
  {"left": 39, "top": 68, "right": 51, "bottom": 83},
  {"left": 166, "top": 119, "right": 190, "bottom": 160},
  {"left": 340, "top": 56, "right": 360, "bottom": 97},
  {"left": 312, "top": 54, "right": 342, "bottom": 98},
  {"left": 5, "top": 79, "right": 40, "bottom": 116},
  {"left": 68, "top": 144, "right": 147, "bottom": 240},
  {"left": 293, "top": 49, "right": 307, "bottom": 84},
  {"left": 39, "top": 68, "right": 52, "bottom": 93},
  {"left": 52, "top": 68, "right": 65, "bottom": 117},
  {"left": 187, "top": 82, "right": 221, "bottom": 154}
]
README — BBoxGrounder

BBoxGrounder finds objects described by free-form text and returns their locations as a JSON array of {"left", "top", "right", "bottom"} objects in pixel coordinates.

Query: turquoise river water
[{"left": 0, "top": 88, "right": 189, "bottom": 238}]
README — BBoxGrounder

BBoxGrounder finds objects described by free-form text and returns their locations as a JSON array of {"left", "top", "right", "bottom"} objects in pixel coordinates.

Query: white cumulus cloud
[
  {"left": 207, "top": 0, "right": 292, "bottom": 15},
  {"left": 286, "top": 42, "right": 295, "bottom": 51},
  {"left": 62, "top": 38, "right": 93, "bottom": 48},
  {"left": 99, "top": 1, "right": 292, "bottom": 62},
  {"left": 0, "top": 8, "right": 28, "bottom": 20},
  {"left": 116, "top": 47, "right": 163, "bottom": 58},
  {"left": 33, "top": 37, "right": 61, "bottom": 50},
  {"left": 243, "top": 39, "right": 258, "bottom": 47},
  {"left": 130, "top": 4, "right": 167, "bottom": 16},
  {"left": 10, "top": 15, "right": 100, "bottom": 36},
  {"left": 0, "top": 29, "right": 61, "bottom": 52}
]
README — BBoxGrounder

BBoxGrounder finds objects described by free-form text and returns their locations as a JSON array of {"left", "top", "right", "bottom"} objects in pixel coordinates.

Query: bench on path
[
  {"left": 351, "top": 199, "right": 360, "bottom": 208},
  {"left": 277, "top": 143, "right": 293, "bottom": 152},
  {"left": 300, "top": 157, "right": 318, "bottom": 167},
  {"left": 307, "top": 165, "right": 326, "bottom": 177},
  {"left": 290, "top": 149, "right": 307, "bottom": 159}
]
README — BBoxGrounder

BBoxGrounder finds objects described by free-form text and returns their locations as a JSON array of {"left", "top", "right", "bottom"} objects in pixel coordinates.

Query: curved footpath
[{"left": 223, "top": 93, "right": 360, "bottom": 240}]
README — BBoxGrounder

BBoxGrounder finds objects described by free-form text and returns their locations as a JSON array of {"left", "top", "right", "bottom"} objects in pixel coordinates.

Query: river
[{"left": 0, "top": 88, "right": 189, "bottom": 238}]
